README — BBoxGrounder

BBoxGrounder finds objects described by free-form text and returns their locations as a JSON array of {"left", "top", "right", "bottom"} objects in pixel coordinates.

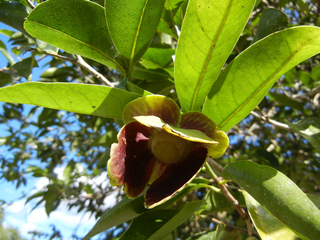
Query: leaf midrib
[
  {"left": 190, "top": 0, "right": 234, "bottom": 111},
  {"left": 219, "top": 35, "right": 320, "bottom": 130},
  {"left": 27, "top": 20, "right": 125, "bottom": 74}
]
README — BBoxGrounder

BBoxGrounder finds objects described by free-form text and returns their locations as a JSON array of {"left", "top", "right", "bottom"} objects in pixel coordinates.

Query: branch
[
  {"left": 26, "top": 0, "right": 35, "bottom": 9},
  {"left": 204, "top": 162, "right": 252, "bottom": 236},
  {"left": 251, "top": 111, "right": 293, "bottom": 132},
  {"left": 43, "top": 51, "right": 115, "bottom": 87},
  {"left": 208, "top": 157, "right": 224, "bottom": 175}
]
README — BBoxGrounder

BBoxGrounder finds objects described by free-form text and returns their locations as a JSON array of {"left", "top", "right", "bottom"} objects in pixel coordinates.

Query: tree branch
[
  {"left": 251, "top": 111, "right": 293, "bottom": 132},
  {"left": 26, "top": 0, "right": 35, "bottom": 9},
  {"left": 204, "top": 162, "right": 252, "bottom": 236},
  {"left": 42, "top": 51, "right": 116, "bottom": 87}
]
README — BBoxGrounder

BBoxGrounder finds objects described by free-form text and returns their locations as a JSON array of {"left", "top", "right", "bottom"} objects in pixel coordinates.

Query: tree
[
  {"left": 0, "top": 209, "right": 26, "bottom": 240},
  {"left": 0, "top": 0, "right": 320, "bottom": 239}
]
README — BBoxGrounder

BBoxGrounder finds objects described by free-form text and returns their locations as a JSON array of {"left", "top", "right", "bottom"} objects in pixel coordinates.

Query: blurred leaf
[
  {"left": 0, "top": 72, "right": 12, "bottom": 87},
  {"left": 120, "top": 210, "right": 178, "bottom": 240},
  {"left": 0, "top": 1, "right": 31, "bottom": 37},
  {"left": 268, "top": 92, "right": 304, "bottom": 111},
  {"left": 0, "top": 47, "right": 15, "bottom": 66},
  {"left": 132, "top": 66, "right": 173, "bottom": 81},
  {"left": 11, "top": 56, "right": 38, "bottom": 80},
  {"left": 201, "top": 189, "right": 245, "bottom": 215},
  {"left": 175, "top": 0, "right": 255, "bottom": 111},
  {"left": 121, "top": 201, "right": 203, "bottom": 240},
  {"left": 243, "top": 191, "right": 296, "bottom": 240},
  {"left": 307, "top": 194, "right": 320, "bottom": 209},
  {"left": 83, "top": 196, "right": 147, "bottom": 240},
  {"left": 223, "top": 161, "right": 320, "bottom": 240},
  {"left": 253, "top": 8, "right": 288, "bottom": 42},
  {"left": 203, "top": 26, "right": 320, "bottom": 132},
  {"left": 24, "top": 0, "right": 126, "bottom": 75},
  {"left": 286, "top": 117, "right": 320, "bottom": 152},
  {"left": 105, "top": 0, "right": 165, "bottom": 74},
  {"left": 0, "top": 82, "right": 141, "bottom": 119},
  {"left": 311, "top": 65, "right": 320, "bottom": 81}
]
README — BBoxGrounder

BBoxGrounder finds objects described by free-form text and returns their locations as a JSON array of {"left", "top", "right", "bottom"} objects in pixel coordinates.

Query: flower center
[{"left": 151, "top": 130, "right": 188, "bottom": 164}]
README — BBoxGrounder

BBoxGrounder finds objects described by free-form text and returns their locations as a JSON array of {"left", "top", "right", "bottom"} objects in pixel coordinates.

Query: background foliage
[{"left": 0, "top": 0, "right": 320, "bottom": 239}]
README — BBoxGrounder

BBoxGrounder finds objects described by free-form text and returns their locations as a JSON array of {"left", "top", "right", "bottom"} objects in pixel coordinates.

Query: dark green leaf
[
  {"left": 24, "top": 0, "right": 126, "bottom": 75},
  {"left": 11, "top": 56, "right": 38, "bottom": 80},
  {"left": 175, "top": 0, "right": 255, "bottom": 111},
  {"left": 286, "top": 117, "right": 320, "bottom": 152},
  {"left": 223, "top": 161, "right": 320, "bottom": 240},
  {"left": 253, "top": 8, "right": 288, "bottom": 42},
  {"left": 268, "top": 92, "right": 305, "bottom": 111},
  {"left": 83, "top": 196, "right": 147, "bottom": 240},
  {"left": 0, "top": 82, "right": 141, "bottom": 120},
  {"left": 105, "top": 0, "right": 165, "bottom": 74},
  {"left": 0, "top": 72, "right": 12, "bottom": 87},
  {"left": 203, "top": 27, "right": 320, "bottom": 132}
]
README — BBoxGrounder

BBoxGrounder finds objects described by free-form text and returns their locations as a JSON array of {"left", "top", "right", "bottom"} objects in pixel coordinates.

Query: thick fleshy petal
[
  {"left": 181, "top": 112, "right": 229, "bottom": 158},
  {"left": 107, "top": 121, "right": 156, "bottom": 198},
  {"left": 145, "top": 145, "right": 208, "bottom": 208},
  {"left": 122, "top": 95, "right": 180, "bottom": 125}
]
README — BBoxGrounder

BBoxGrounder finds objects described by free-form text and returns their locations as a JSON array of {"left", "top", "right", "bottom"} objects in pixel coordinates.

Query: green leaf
[
  {"left": 268, "top": 92, "right": 305, "bottom": 111},
  {"left": 0, "top": 1, "right": 31, "bottom": 37},
  {"left": 120, "top": 210, "right": 178, "bottom": 240},
  {"left": 0, "top": 72, "right": 12, "bottom": 87},
  {"left": 105, "top": 0, "right": 165, "bottom": 74},
  {"left": 201, "top": 189, "right": 245, "bottom": 215},
  {"left": 11, "top": 56, "right": 38, "bottom": 80},
  {"left": 203, "top": 26, "right": 320, "bottom": 132},
  {"left": 243, "top": 191, "right": 296, "bottom": 240},
  {"left": 223, "top": 161, "right": 320, "bottom": 240},
  {"left": 83, "top": 196, "right": 148, "bottom": 240},
  {"left": 0, "top": 46, "right": 15, "bottom": 66},
  {"left": 132, "top": 66, "right": 173, "bottom": 81},
  {"left": 120, "top": 201, "right": 203, "bottom": 240},
  {"left": 24, "top": 0, "right": 126, "bottom": 75},
  {"left": 286, "top": 117, "right": 320, "bottom": 152},
  {"left": 175, "top": 0, "right": 255, "bottom": 111},
  {"left": 140, "top": 44, "right": 175, "bottom": 69},
  {"left": 253, "top": 8, "right": 288, "bottom": 42},
  {"left": 0, "top": 82, "right": 141, "bottom": 120}
]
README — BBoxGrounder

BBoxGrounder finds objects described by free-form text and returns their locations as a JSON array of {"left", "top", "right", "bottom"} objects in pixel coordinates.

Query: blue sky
[{"left": 0, "top": 22, "right": 115, "bottom": 239}]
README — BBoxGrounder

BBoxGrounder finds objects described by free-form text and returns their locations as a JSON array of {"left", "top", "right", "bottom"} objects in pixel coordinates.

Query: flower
[{"left": 107, "top": 95, "right": 229, "bottom": 208}]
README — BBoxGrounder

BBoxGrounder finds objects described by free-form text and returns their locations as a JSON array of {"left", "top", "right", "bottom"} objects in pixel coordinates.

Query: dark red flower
[{"left": 108, "top": 95, "right": 229, "bottom": 208}]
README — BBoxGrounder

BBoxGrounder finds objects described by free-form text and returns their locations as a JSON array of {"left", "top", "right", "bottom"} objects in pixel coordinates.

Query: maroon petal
[
  {"left": 108, "top": 121, "right": 157, "bottom": 198},
  {"left": 180, "top": 111, "right": 217, "bottom": 139},
  {"left": 145, "top": 145, "right": 208, "bottom": 208}
]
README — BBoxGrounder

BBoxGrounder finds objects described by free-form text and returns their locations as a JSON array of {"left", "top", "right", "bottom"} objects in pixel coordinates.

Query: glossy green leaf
[
  {"left": 123, "top": 201, "right": 203, "bottom": 240},
  {"left": 132, "top": 66, "right": 173, "bottom": 81},
  {"left": 286, "top": 117, "right": 320, "bottom": 152},
  {"left": 24, "top": 0, "right": 126, "bottom": 75},
  {"left": 140, "top": 44, "right": 175, "bottom": 69},
  {"left": 243, "top": 191, "right": 296, "bottom": 240},
  {"left": 175, "top": 0, "right": 255, "bottom": 111},
  {"left": 253, "top": 8, "right": 288, "bottom": 42},
  {"left": 223, "top": 161, "right": 320, "bottom": 240},
  {"left": 203, "top": 26, "right": 320, "bottom": 132},
  {"left": 105, "top": 0, "right": 165, "bottom": 74},
  {"left": 0, "top": 82, "right": 141, "bottom": 120},
  {"left": 11, "top": 56, "right": 38, "bottom": 80},
  {"left": 83, "top": 196, "right": 147, "bottom": 240},
  {"left": 0, "top": 1, "right": 31, "bottom": 37}
]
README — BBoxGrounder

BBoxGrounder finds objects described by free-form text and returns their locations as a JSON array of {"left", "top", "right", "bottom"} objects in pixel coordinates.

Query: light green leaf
[
  {"left": 24, "top": 0, "right": 126, "bottom": 75},
  {"left": 0, "top": 47, "right": 15, "bottom": 66},
  {"left": 140, "top": 44, "right": 175, "bottom": 69},
  {"left": 83, "top": 196, "right": 147, "bottom": 240},
  {"left": 223, "top": 161, "right": 320, "bottom": 240},
  {"left": 243, "top": 191, "right": 296, "bottom": 240},
  {"left": 0, "top": 82, "right": 141, "bottom": 119},
  {"left": 203, "top": 26, "right": 320, "bottom": 132},
  {"left": 286, "top": 117, "right": 320, "bottom": 152},
  {"left": 105, "top": 0, "right": 165, "bottom": 74},
  {"left": 175, "top": 0, "right": 255, "bottom": 111},
  {"left": 253, "top": 8, "right": 288, "bottom": 42},
  {"left": 11, "top": 56, "right": 38, "bottom": 80}
]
